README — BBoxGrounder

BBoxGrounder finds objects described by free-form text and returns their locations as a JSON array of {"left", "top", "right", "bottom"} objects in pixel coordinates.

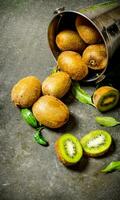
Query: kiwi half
[
  {"left": 93, "top": 86, "right": 120, "bottom": 112},
  {"left": 80, "top": 130, "right": 112, "bottom": 157},
  {"left": 55, "top": 134, "right": 83, "bottom": 166}
]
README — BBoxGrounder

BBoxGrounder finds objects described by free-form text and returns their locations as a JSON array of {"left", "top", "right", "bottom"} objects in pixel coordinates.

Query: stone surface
[{"left": 0, "top": 0, "right": 120, "bottom": 200}]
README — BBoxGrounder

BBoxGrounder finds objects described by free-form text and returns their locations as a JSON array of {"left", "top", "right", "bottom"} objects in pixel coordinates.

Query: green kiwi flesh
[
  {"left": 96, "top": 92, "right": 119, "bottom": 112},
  {"left": 80, "top": 130, "right": 112, "bottom": 157},
  {"left": 93, "top": 86, "right": 120, "bottom": 112},
  {"left": 55, "top": 134, "right": 83, "bottom": 165}
]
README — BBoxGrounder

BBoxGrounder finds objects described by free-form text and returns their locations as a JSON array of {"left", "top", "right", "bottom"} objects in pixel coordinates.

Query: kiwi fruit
[
  {"left": 57, "top": 51, "right": 88, "bottom": 80},
  {"left": 92, "top": 86, "right": 120, "bottom": 112},
  {"left": 42, "top": 71, "right": 71, "bottom": 98},
  {"left": 55, "top": 133, "right": 83, "bottom": 166},
  {"left": 56, "top": 29, "right": 86, "bottom": 52},
  {"left": 75, "top": 15, "right": 101, "bottom": 44},
  {"left": 82, "top": 44, "right": 107, "bottom": 70},
  {"left": 11, "top": 76, "right": 41, "bottom": 108},
  {"left": 32, "top": 95, "right": 69, "bottom": 129},
  {"left": 80, "top": 130, "right": 112, "bottom": 157}
]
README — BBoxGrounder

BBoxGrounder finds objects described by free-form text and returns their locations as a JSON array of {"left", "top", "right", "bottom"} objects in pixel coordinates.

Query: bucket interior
[{"left": 48, "top": 11, "right": 108, "bottom": 82}]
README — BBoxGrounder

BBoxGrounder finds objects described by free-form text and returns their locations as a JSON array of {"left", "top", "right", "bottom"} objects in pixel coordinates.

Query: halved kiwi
[
  {"left": 93, "top": 86, "right": 120, "bottom": 112},
  {"left": 82, "top": 44, "right": 107, "bottom": 70},
  {"left": 55, "top": 133, "right": 83, "bottom": 166},
  {"left": 80, "top": 130, "right": 112, "bottom": 157}
]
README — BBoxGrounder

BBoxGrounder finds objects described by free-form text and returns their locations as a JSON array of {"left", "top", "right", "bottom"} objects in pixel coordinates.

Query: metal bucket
[{"left": 48, "top": 1, "right": 120, "bottom": 82}]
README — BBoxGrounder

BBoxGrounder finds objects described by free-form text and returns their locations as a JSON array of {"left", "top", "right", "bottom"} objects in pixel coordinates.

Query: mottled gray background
[{"left": 0, "top": 0, "right": 120, "bottom": 200}]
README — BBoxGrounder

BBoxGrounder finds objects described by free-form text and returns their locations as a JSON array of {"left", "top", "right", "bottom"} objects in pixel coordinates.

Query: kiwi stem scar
[{"left": 89, "top": 59, "right": 96, "bottom": 66}]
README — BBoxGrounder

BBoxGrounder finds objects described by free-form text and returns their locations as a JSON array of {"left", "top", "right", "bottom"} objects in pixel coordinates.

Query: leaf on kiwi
[
  {"left": 72, "top": 82, "right": 94, "bottom": 106},
  {"left": 50, "top": 66, "right": 58, "bottom": 74}
]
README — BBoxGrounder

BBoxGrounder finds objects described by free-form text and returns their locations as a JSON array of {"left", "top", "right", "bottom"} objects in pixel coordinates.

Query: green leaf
[
  {"left": 21, "top": 108, "right": 38, "bottom": 128},
  {"left": 101, "top": 161, "right": 120, "bottom": 173},
  {"left": 96, "top": 116, "right": 120, "bottom": 127},
  {"left": 51, "top": 67, "right": 58, "bottom": 74},
  {"left": 34, "top": 126, "right": 49, "bottom": 146},
  {"left": 72, "top": 82, "right": 94, "bottom": 106}
]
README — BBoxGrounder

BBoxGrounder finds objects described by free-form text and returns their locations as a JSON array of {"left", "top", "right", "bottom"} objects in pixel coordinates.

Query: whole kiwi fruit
[
  {"left": 82, "top": 44, "right": 107, "bottom": 70},
  {"left": 42, "top": 71, "right": 71, "bottom": 98},
  {"left": 57, "top": 51, "right": 88, "bottom": 80},
  {"left": 56, "top": 29, "right": 86, "bottom": 52},
  {"left": 11, "top": 76, "right": 41, "bottom": 108},
  {"left": 75, "top": 15, "right": 101, "bottom": 44},
  {"left": 32, "top": 95, "right": 69, "bottom": 128},
  {"left": 55, "top": 133, "right": 83, "bottom": 166},
  {"left": 80, "top": 130, "right": 112, "bottom": 157}
]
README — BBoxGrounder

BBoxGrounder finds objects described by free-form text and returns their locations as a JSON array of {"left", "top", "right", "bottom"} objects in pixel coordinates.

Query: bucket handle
[{"left": 53, "top": 7, "right": 65, "bottom": 15}]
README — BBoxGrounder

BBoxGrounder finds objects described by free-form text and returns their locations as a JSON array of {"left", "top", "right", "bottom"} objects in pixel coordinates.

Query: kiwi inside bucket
[{"left": 48, "top": 11, "right": 108, "bottom": 82}]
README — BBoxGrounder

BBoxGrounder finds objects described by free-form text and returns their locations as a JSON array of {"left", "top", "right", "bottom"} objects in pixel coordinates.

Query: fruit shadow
[
  {"left": 94, "top": 46, "right": 120, "bottom": 90},
  {"left": 61, "top": 89, "right": 75, "bottom": 106},
  {"left": 56, "top": 113, "right": 80, "bottom": 134},
  {"left": 66, "top": 139, "right": 116, "bottom": 172},
  {"left": 66, "top": 156, "right": 89, "bottom": 172}
]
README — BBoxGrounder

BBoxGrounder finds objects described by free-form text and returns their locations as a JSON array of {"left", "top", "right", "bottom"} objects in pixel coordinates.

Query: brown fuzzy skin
[
  {"left": 82, "top": 44, "right": 107, "bottom": 70},
  {"left": 32, "top": 95, "right": 69, "bottom": 129},
  {"left": 57, "top": 51, "right": 88, "bottom": 80},
  {"left": 93, "top": 86, "right": 120, "bottom": 110},
  {"left": 11, "top": 76, "right": 41, "bottom": 108},
  {"left": 55, "top": 139, "right": 71, "bottom": 166},
  {"left": 55, "top": 140, "right": 66, "bottom": 165},
  {"left": 83, "top": 148, "right": 111, "bottom": 158},
  {"left": 75, "top": 15, "right": 101, "bottom": 44},
  {"left": 56, "top": 30, "right": 86, "bottom": 52},
  {"left": 42, "top": 71, "right": 71, "bottom": 98}
]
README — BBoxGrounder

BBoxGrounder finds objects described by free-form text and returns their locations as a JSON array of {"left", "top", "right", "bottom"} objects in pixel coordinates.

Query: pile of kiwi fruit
[
  {"left": 56, "top": 15, "right": 107, "bottom": 81},
  {"left": 11, "top": 75, "right": 114, "bottom": 167},
  {"left": 11, "top": 14, "right": 119, "bottom": 168},
  {"left": 11, "top": 74, "right": 70, "bottom": 129}
]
